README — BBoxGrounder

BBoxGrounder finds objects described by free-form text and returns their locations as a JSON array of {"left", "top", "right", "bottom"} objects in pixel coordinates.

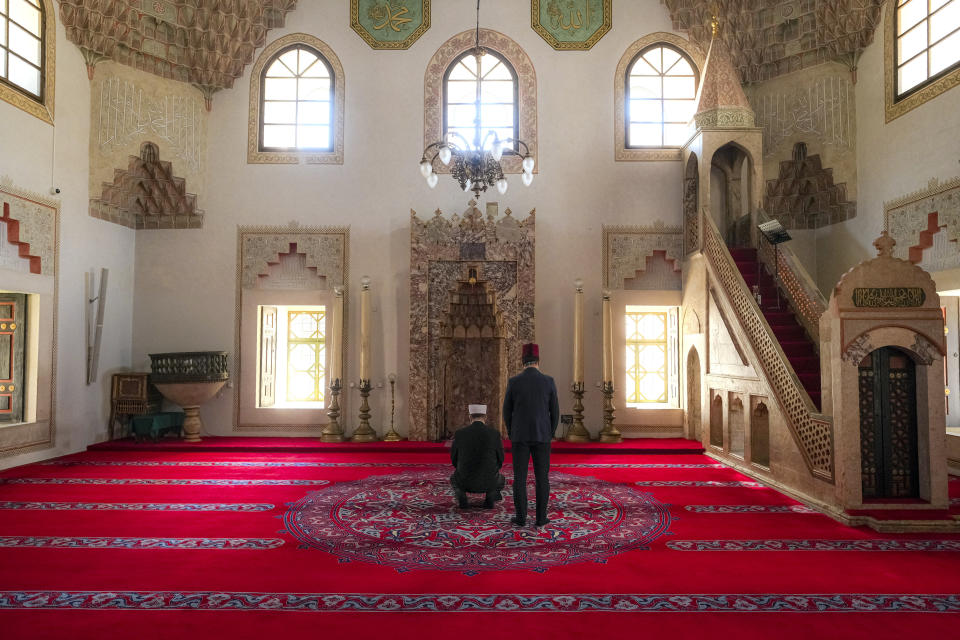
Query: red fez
[{"left": 522, "top": 343, "right": 539, "bottom": 362}]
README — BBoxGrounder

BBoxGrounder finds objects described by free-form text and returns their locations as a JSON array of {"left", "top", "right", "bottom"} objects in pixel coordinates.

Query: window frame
[
  {"left": 0, "top": 0, "right": 54, "bottom": 124},
  {"left": 247, "top": 33, "right": 344, "bottom": 165},
  {"left": 885, "top": 0, "right": 960, "bottom": 122},
  {"left": 258, "top": 43, "right": 336, "bottom": 154},
  {"left": 424, "top": 28, "right": 537, "bottom": 176},
  {"left": 624, "top": 44, "right": 699, "bottom": 150},
  {"left": 0, "top": 0, "right": 45, "bottom": 101},
  {"left": 894, "top": 0, "right": 960, "bottom": 102},
  {"left": 441, "top": 48, "right": 520, "bottom": 153},
  {"left": 614, "top": 33, "right": 704, "bottom": 162}
]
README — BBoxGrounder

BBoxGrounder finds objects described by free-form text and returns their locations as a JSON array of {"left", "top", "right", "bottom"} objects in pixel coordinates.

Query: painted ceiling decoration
[
  {"left": 663, "top": 0, "right": 885, "bottom": 84},
  {"left": 59, "top": 0, "right": 298, "bottom": 105}
]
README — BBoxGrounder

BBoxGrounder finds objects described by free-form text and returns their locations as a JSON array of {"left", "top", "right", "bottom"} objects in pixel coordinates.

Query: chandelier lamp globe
[{"left": 419, "top": 131, "right": 534, "bottom": 198}]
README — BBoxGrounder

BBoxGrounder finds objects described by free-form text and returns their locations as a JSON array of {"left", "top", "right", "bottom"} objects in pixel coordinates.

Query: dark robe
[{"left": 450, "top": 420, "right": 505, "bottom": 493}]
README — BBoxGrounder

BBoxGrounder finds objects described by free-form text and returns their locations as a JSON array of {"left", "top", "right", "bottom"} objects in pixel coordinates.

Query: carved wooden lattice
[
  {"left": 858, "top": 366, "right": 878, "bottom": 498},
  {"left": 703, "top": 213, "right": 834, "bottom": 480}
]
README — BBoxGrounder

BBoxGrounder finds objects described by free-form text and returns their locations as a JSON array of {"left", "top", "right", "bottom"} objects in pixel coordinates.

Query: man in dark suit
[
  {"left": 502, "top": 343, "right": 559, "bottom": 527},
  {"left": 450, "top": 404, "right": 505, "bottom": 509}
]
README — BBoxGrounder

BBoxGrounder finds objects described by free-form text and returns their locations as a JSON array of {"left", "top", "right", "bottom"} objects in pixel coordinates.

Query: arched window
[
  {"left": 260, "top": 45, "right": 334, "bottom": 151},
  {"left": 626, "top": 44, "right": 698, "bottom": 148},
  {"left": 248, "top": 34, "right": 344, "bottom": 164},
  {"left": 895, "top": 0, "right": 960, "bottom": 98},
  {"left": 443, "top": 49, "right": 518, "bottom": 151},
  {"left": 1, "top": 0, "right": 44, "bottom": 100}
]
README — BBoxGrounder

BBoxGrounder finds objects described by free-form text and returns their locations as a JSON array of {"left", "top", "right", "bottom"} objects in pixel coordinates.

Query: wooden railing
[
  {"left": 701, "top": 212, "right": 834, "bottom": 481},
  {"left": 756, "top": 209, "right": 828, "bottom": 345}
]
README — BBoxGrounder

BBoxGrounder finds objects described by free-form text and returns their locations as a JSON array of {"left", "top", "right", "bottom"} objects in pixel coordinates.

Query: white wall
[
  {"left": 131, "top": 0, "right": 684, "bottom": 437},
  {"left": 817, "top": 3, "right": 960, "bottom": 293},
  {"left": 0, "top": 15, "right": 136, "bottom": 469}
]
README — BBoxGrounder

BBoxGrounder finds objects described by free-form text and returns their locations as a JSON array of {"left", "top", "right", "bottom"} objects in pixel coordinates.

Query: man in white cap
[{"left": 450, "top": 404, "right": 505, "bottom": 509}]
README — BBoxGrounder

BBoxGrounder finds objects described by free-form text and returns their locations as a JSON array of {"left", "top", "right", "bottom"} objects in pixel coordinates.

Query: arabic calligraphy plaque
[
  {"left": 351, "top": 0, "right": 430, "bottom": 50},
  {"left": 531, "top": 0, "right": 611, "bottom": 51},
  {"left": 852, "top": 288, "right": 927, "bottom": 308}
]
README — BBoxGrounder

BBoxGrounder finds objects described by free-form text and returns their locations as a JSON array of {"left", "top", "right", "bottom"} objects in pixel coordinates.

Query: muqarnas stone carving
[
  {"left": 90, "top": 142, "right": 203, "bottom": 229},
  {"left": 409, "top": 201, "right": 535, "bottom": 441}
]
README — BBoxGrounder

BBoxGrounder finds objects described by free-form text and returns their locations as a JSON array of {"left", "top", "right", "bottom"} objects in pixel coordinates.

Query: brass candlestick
[
  {"left": 599, "top": 381, "right": 621, "bottom": 443},
  {"left": 351, "top": 379, "right": 378, "bottom": 442},
  {"left": 565, "top": 381, "right": 591, "bottom": 442},
  {"left": 382, "top": 374, "right": 403, "bottom": 441},
  {"left": 321, "top": 378, "right": 345, "bottom": 442}
]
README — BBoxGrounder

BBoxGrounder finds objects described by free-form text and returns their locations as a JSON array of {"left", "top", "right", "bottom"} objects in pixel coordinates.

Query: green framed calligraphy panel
[
  {"left": 351, "top": 0, "right": 431, "bottom": 50},
  {"left": 531, "top": 0, "right": 611, "bottom": 51}
]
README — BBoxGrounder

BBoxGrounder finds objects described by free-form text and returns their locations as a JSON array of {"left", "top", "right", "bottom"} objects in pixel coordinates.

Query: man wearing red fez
[{"left": 501, "top": 342, "right": 559, "bottom": 527}]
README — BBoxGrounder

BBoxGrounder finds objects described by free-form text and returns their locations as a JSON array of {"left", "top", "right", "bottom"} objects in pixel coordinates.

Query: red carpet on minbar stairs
[{"left": 1, "top": 442, "right": 958, "bottom": 639}]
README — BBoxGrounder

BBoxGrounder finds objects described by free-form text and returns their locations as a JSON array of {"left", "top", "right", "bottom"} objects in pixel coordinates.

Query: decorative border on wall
[
  {"left": 0, "top": 0, "right": 55, "bottom": 124},
  {"left": 884, "top": 2, "right": 960, "bottom": 123},
  {"left": 424, "top": 29, "right": 537, "bottom": 176},
  {"left": 350, "top": 0, "right": 431, "bottom": 50},
  {"left": 883, "top": 176, "right": 960, "bottom": 270},
  {"left": 233, "top": 224, "right": 349, "bottom": 431},
  {"left": 247, "top": 34, "right": 345, "bottom": 165},
  {"left": 614, "top": 33, "right": 704, "bottom": 162},
  {"left": 602, "top": 223, "right": 683, "bottom": 289},
  {"left": 530, "top": 0, "right": 611, "bottom": 51},
  {"left": 0, "top": 177, "right": 59, "bottom": 458}
]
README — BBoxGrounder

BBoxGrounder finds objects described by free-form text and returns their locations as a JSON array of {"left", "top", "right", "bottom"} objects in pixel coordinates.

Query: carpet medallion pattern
[{"left": 283, "top": 471, "right": 672, "bottom": 574}]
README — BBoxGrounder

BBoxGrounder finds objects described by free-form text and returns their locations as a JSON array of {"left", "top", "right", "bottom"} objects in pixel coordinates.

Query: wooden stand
[
  {"left": 321, "top": 378, "right": 345, "bottom": 442},
  {"left": 565, "top": 381, "right": 591, "bottom": 442},
  {"left": 599, "top": 381, "right": 622, "bottom": 443},
  {"left": 351, "top": 379, "right": 378, "bottom": 442}
]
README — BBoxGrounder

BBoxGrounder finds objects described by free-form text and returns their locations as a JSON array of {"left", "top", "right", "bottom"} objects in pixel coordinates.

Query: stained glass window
[
  {"left": 625, "top": 308, "right": 674, "bottom": 407},
  {"left": 444, "top": 50, "right": 518, "bottom": 151},
  {"left": 626, "top": 44, "right": 698, "bottom": 148},
  {"left": 286, "top": 310, "right": 326, "bottom": 404},
  {"left": 0, "top": 0, "right": 44, "bottom": 99},
  {"left": 260, "top": 45, "right": 334, "bottom": 151},
  {"left": 896, "top": 0, "right": 960, "bottom": 98}
]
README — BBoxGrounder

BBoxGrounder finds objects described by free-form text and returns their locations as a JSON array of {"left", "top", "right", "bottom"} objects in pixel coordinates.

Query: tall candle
[
  {"left": 573, "top": 279, "right": 584, "bottom": 383},
  {"left": 331, "top": 286, "right": 343, "bottom": 381},
  {"left": 359, "top": 276, "right": 371, "bottom": 381},
  {"left": 601, "top": 291, "right": 611, "bottom": 383}
]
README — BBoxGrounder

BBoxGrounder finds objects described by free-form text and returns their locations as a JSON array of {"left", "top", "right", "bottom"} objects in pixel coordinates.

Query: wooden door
[
  {"left": 0, "top": 293, "right": 26, "bottom": 423},
  {"left": 859, "top": 347, "right": 919, "bottom": 499},
  {"left": 259, "top": 306, "right": 277, "bottom": 408}
]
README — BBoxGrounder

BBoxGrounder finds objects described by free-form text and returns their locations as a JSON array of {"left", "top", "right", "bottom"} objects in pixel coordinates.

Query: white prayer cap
[{"left": 468, "top": 404, "right": 487, "bottom": 415}]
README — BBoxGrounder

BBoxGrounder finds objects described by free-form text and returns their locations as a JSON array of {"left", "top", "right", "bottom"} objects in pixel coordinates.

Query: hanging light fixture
[{"left": 418, "top": 0, "right": 535, "bottom": 197}]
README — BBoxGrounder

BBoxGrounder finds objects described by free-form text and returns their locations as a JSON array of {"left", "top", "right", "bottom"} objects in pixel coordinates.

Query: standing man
[
  {"left": 450, "top": 404, "right": 505, "bottom": 509},
  {"left": 502, "top": 343, "right": 559, "bottom": 527}
]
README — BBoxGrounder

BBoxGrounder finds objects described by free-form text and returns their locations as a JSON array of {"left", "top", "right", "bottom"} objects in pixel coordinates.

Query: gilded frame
[
  {"left": 351, "top": 0, "right": 431, "bottom": 50},
  {"left": 0, "top": 0, "right": 55, "bottom": 124},
  {"left": 247, "top": 34, "right": 345, "bottom": 165},
  {"left": 530, "top": 0, "right": 611, "bottom": 51},
  {"left": 885, "top": 0, "right": 960, "bottom": 123},
  {"left": 614, "top": 33, "right": 704, "bottom": 162},
  {"left": 424, "top": 29, "right": 537, "bottom": 176}
]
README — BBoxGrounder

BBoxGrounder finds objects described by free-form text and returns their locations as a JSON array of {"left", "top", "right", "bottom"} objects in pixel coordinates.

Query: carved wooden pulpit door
[{"left": 859, "top": 347, "right": 919, "bottom": 499}]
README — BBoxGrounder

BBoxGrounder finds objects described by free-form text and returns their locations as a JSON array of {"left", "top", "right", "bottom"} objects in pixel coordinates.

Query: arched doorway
[
  {"left": 859, "top": 347, "right": 919, "bottom": 499},
  {"left": 710, "top": 143, "right": 752, "bottom": 247},
  {"left": 686, "top": 348, "right": 701, "bottom": 440},
  {"left": 710, "top": 394, "right": 723, "bottom": 447}
]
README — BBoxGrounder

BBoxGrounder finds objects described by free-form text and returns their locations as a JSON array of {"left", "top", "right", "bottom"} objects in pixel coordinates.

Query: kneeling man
[{"left": 450, "top": 404, "right": 505, "bottom": 509}]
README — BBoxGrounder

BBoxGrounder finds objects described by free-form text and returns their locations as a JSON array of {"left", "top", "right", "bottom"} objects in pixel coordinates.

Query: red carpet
[
  {"left": 1, "top": 445, "right": 958, "bottom": 639},
  {"left": 89, "top": 436, "right": 705, "bottom": 454}
]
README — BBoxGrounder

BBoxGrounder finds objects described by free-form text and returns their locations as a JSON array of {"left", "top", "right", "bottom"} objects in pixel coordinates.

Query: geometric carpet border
[
  {"left": 683, "top": 505, "right": 817, "bottom": 514},
  {"left": 0, "top": 502, "right": 276, "bottom": 512},
  {"left": 37, "top": 461, "right": 723, "bottom": 469},
  {"left": 0, "top": 537, "right": 285, "bottom": 549},
  {"left": 0, "top": 592, "right": 958, "bottom": 612},
  {"left": 666, "top": 540, "right": 960, "bottom": 551}
]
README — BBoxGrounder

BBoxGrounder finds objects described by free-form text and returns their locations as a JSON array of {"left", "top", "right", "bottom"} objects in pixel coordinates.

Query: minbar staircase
[{"left": 729, "top": 247, "right": 821, "bottom": 410}]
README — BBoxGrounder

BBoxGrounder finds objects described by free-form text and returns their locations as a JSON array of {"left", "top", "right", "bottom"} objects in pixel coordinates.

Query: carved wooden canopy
[
  {"left": 59, "top": 0, "right": 298, "bottom": 93},
  {"left": 664, "top": 0, "right": 884, "bottom": 84}
]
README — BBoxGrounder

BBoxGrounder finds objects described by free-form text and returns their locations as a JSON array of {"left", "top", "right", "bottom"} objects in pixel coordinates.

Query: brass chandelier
[{"left": 418, "top": 0, "right": 535, "bottom": 198}]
